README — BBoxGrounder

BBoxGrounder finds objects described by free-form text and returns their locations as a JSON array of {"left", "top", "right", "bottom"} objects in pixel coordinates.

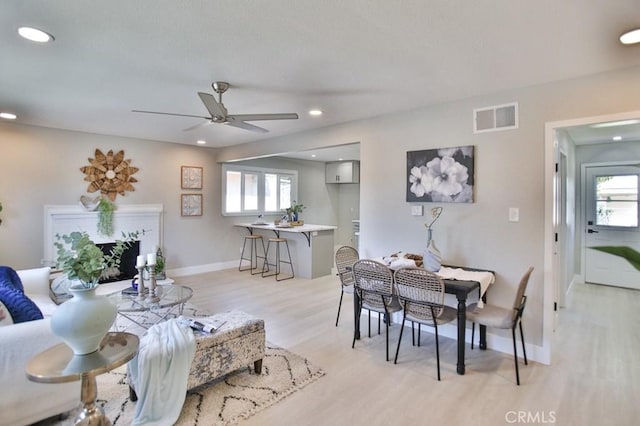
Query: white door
[{"left": 584, "top": 165, "right": 640, "bottom": 289}]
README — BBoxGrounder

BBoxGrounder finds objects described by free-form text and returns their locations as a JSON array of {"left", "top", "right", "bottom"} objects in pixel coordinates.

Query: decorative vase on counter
[
  {"left": 423, "top": 229, "right": 442, "bottom": 272},
  {"left": 50, "top": 285, "right": 117, "bottom": 355}
]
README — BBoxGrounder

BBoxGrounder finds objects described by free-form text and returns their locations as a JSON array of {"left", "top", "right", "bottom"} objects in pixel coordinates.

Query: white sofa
[{"left": 0, "top": 267, "right": 80, "bottom": 426}]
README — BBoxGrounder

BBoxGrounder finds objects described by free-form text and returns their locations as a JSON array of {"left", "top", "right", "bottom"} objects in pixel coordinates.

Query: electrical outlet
[{"left": 509, "top": 207, "right": 519, "bottom": 222}]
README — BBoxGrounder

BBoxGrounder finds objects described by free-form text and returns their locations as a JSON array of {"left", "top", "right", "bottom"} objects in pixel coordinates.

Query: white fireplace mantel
[{"left": 44, "top": 204, "right": 164, "bottom": 264}]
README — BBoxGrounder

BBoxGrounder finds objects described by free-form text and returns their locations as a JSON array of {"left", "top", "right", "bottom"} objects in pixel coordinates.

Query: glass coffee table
[
  {"left": 106, "top": 284, "right": 193, "bottom": 331},
  {"left": 26, "top": 332, "right": 139, "bottom": 425}
]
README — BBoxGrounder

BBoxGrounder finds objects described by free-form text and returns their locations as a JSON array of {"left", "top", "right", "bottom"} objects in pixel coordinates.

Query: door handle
[{"left": 587, "top": 229, "right": 599, "bottom": 234}]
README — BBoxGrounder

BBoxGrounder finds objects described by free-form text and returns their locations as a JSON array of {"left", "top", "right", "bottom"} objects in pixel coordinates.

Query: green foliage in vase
[
  {"left": 97, "top": 197, "right": 116, "bottom": 237},
  {"left": 155, "top": 254, "right": 165, "bottom": 275},
  {"left": 55, "top": 230, "right": 140, "bottom": 288},
  {"left": 590, "top": 246, "right": 640, "bottom": 271}
]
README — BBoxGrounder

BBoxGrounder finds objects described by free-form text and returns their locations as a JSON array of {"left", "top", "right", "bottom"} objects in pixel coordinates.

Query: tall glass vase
[{"left": 423, "top": 229, "right": 442, "bottom": 272}]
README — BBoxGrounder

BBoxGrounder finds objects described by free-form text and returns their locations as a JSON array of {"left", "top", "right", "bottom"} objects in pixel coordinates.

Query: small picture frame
[
  {"left": 181, "top": 194, "right": 203, "bottom": 216},
  {"left": 181, "top": 166, "right": 203, "bottom": 190}
]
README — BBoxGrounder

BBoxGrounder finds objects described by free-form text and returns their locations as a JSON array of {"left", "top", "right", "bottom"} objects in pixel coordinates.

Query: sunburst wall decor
[{"left": 80, "top": 149, "right": 139, "bottom": 201}]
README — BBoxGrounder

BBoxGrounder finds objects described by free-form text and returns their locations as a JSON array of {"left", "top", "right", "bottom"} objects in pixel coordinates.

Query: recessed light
[
  {"left": 338, "top": 158, "right": 344, "bottom": 161},
  {"left": 613, "top": 136, "right": 623, "bottom": 141},
  {"left": 0, "top": 112, "right": 17, "bottom": 120},
  {"left": 311, "top": 154, "right": 317, "bottom": 158},
  {"left": 196, "top": 140, "right": 206, "bottom": 145},
  {"left": 620, "top": 28, "right": 640, "bottom": 45},
  {"left": 591, "top": 119, "right": 640, "bottom": 128},
  {"left": 18, "top": 26, "right": 54, "bottom": 43},
  {"left": 309, "top": 109, "right": 323, "bottom": 116}
]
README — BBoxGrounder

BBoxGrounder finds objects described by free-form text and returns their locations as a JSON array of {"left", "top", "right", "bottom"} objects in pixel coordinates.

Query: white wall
[{"left": 0, "top": 123, "right": 236, "bottom": 272}]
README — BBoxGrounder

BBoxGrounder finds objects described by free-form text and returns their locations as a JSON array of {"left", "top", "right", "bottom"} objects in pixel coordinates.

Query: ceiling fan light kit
[{"left": 133, "top": 81, "right": 299, "bottom": 133}]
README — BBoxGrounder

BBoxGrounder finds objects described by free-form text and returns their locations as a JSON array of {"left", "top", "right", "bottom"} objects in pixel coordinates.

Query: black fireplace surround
[{"left": 97, "top": 240, "right": 140, "bottom": 284}]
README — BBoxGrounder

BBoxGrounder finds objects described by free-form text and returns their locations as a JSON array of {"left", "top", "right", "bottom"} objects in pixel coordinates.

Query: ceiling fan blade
[
  {"left": 229, "top": 113, "right": 299, "bottom": 121},
  {"left": 224, "top": 120, "right": 269, "bottom": 133},
  {"left": 132, "top": 110, "right": 209, "bottom": 119},
  {"left": 183, "top": 120, "right": 213, "bottom": 131},
  {"left": 197, "top": 92, "right": 226, "bottom": 119}
]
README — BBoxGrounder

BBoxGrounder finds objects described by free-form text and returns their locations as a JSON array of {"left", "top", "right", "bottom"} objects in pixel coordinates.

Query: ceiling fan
[{"left": 133, "top": 82, "right": 299, "bottom": 133}]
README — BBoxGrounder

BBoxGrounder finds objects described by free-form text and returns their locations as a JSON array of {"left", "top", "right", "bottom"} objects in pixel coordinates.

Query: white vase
[
  {"left": 423, "top": 229, "right": 442, "bottom": 272},
  {"left": 50, "top": 285, "right": 117, "bottom": 355}
]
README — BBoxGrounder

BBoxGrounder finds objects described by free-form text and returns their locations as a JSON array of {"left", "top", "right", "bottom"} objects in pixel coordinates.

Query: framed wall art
[
  {"left": 181, "top": 166, "right": 203, "bottom": 190},
  {"left": 406, "top": 145, "right": 474, "bottom": 203},
  {"left": 181, "top": 194, "right": 203, "bottom": 216}
]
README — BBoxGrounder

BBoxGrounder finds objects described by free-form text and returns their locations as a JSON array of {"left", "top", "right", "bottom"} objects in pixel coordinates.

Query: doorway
[{"left": 544, "top": 110, "right": 640, "bottom": 364}]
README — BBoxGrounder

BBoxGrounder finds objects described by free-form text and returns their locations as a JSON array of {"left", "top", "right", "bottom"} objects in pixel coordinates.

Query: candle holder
[
  {"left": 146, "top": 266, "right": 160, "bottom": 303},
  {"left": 136, "top": 266, "right": 147, "bottom": 300}
]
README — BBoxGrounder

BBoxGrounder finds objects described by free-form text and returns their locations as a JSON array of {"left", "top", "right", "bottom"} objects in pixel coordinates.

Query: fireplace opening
[{"left": 97, "top": 240, "right": 140, "bottom": 284}]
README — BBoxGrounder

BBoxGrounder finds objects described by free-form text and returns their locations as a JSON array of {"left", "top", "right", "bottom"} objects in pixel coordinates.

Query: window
[
  {"left": 595, "top": 174, "right": 639, "bottom": 227},
  {"left": 222, "top": 164, "right": 297, "bottom": 216}
]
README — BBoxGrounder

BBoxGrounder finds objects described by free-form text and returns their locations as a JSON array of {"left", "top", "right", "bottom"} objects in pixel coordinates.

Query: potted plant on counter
[{"left": 285, "top": 201, "right": 306, "bottom": 224}]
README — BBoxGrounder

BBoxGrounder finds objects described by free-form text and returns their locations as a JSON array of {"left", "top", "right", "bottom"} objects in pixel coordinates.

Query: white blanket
[
  {"left": 436, "top": 266, "right": 495, "bottom": 307},
  {"left": 128, "top": 319, "right": 196, "bottom": 426}
]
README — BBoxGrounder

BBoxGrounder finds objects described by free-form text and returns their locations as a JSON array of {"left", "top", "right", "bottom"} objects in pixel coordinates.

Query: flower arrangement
[
  {"left": 424, "top": 206, "right": 443, "bottom": 232},
  {"left": 54, "top": 230, "right": 140, "bottom": 288}
]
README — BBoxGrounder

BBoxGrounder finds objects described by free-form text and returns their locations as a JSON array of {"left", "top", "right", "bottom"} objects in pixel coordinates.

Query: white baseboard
[
  {"left": 363, "top": 311, "right": 547, "bottom": 364},
  {"left": 167, "top": 261, "right": 238, "bottom": 278}
]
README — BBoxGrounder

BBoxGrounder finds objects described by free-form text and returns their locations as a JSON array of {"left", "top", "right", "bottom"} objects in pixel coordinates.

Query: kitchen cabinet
[{"left": 326, "top": 161, "right": 360, "bottom": 183}]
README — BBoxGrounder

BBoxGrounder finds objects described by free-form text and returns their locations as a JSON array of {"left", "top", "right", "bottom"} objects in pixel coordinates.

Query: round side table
[{"left": 26, "top": 332, "right": 139, "bottom": 425}]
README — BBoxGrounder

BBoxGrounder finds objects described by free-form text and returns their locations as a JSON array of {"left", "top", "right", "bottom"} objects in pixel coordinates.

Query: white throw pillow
[{"left": 0, "top": 300, "right": 14, "bottom": 326}]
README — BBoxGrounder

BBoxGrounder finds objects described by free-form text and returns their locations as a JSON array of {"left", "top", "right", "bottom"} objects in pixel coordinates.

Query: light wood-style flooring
[{"left": 173, "top": 269, "right": 639, "bottom": 426}]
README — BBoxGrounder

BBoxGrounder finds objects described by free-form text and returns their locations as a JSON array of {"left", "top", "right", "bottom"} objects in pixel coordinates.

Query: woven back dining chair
[
  {"left": 393, "top": 267, "right": 457, "bottom": 380},
  {"left": 466, "top": 266, "right": 534, "bottom": 385},
  {"left": 351, "top": 259, "right": 402, "bottom": 361},
  {"left": 334, "top": 246, "right": 359, "bottom": 327}
]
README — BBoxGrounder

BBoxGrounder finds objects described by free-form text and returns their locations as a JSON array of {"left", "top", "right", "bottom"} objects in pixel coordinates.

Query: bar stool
[
  {"left": 261, "top": 237, "right": 294, "bottom": 281},
  {"left": 239, "top": 235, "right": 267, "bottom": 275}
]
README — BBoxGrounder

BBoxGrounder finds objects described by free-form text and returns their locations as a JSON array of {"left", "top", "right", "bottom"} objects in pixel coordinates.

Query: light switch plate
[
  {"left": 509, "top": 207, "right": 519, "bottom": 222},
  {"left": 411, "top": 205, "right": 424, "bottom": 216}
]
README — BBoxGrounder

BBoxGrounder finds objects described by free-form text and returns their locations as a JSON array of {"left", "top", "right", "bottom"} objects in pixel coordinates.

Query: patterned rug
[{"left": 50, "top": 344, "right": 325, "bottom": 425}]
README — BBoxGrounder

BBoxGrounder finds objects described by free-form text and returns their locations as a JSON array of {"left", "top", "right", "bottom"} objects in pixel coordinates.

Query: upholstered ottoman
[
  {"left": 129, "top": 310, "right": 265, "bottom": 401},
  {"left": 187, "top": 310, "right": 265, "bottom": 389}
]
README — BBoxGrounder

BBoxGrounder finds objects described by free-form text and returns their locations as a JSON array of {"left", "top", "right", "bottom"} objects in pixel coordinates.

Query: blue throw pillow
[
  {"left": 0, "top": 265, "right": 24, "bottom": 293},
  {"left": 0, "top": 285, "right": 43, "bottom": 323}
]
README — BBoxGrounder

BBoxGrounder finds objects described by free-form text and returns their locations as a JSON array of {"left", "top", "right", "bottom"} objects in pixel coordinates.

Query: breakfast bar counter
[{"left": 235, "top": 223, "right": 337, "bottom": 279}]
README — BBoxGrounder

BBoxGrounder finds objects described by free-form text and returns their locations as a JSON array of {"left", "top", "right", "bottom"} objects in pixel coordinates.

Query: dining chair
[
  {"left": 334, "top": 245, "right": 359, "bottom": 327},
  {"left": 351, "top": 259, "right": 402, "bottom": 361},
  {"left": 466, "top": 266, "right": 534, "bottom": 385},
  {"left": 392, "top": 267, "right": 456, "bottom": 380}
]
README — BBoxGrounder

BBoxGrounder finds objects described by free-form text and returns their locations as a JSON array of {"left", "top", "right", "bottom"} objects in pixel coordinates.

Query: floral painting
[{"left": 406, "top": 145, "right": 474, "bottom": 203}]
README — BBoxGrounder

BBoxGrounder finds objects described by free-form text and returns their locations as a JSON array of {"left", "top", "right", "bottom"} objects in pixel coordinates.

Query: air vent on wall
[{"left": 473, "top": 102, "right": 518, "bottom": 133}]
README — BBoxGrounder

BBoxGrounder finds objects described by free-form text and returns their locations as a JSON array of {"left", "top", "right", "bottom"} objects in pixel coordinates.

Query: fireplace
[
  {"left": 44, "top": 204, "right": 163, "bottom": 268},
  {"left": 97, "top": 240, "right": 140, "bottom": 284}
]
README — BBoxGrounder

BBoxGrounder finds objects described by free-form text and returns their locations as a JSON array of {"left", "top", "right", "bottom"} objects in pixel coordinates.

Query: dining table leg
[
  {"left": 456, "top": 293, "right": 469, "bottom": 375},
  {"left": 479, "top": 292, "right": 487, "bottom": 349}
]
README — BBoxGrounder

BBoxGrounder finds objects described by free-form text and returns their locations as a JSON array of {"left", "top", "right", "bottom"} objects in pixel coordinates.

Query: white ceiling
[{"left": 2, "top": 0, "right": 640, "bottom": 157}]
